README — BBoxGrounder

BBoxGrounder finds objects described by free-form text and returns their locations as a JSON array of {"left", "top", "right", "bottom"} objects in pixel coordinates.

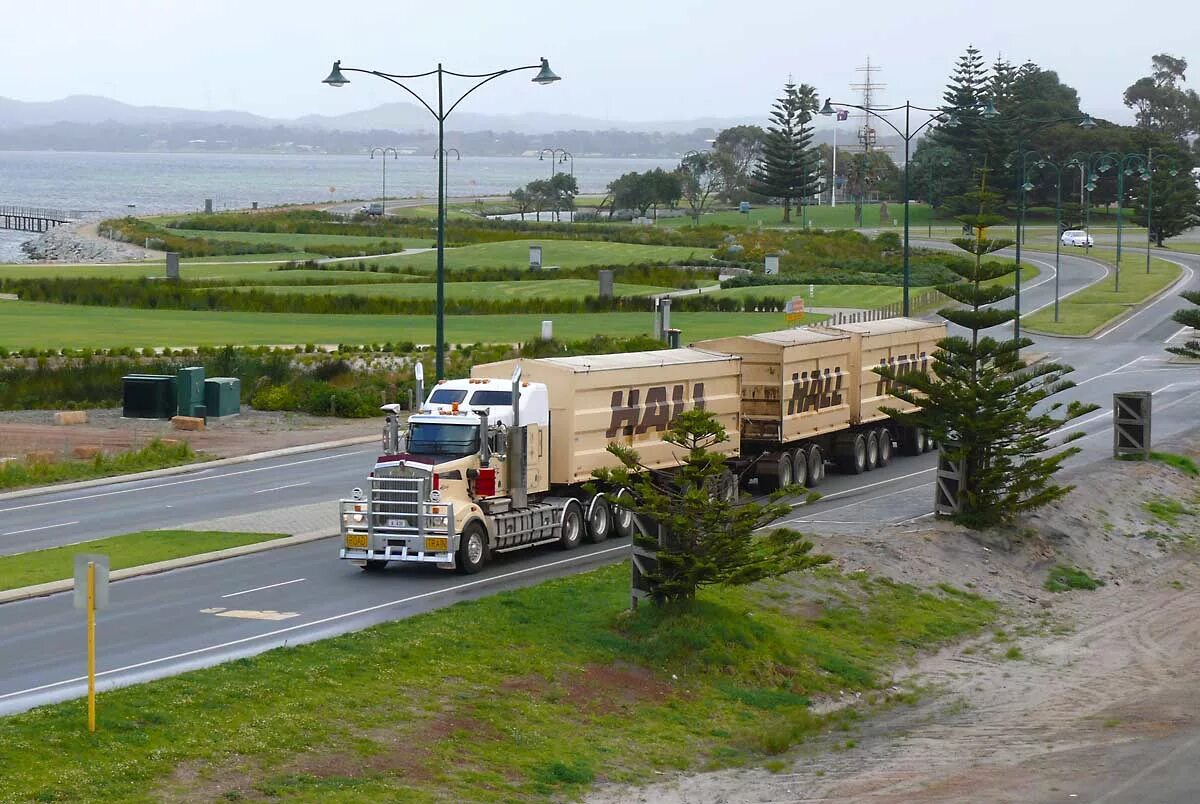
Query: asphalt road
[{"left": 0, "top": 240, "right": 1197, "bottom": 760}]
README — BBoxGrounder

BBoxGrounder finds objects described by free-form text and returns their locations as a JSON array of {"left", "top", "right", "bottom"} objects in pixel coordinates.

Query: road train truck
[{"left": 338, "top": 317, "right": 945, "bottom": 574}]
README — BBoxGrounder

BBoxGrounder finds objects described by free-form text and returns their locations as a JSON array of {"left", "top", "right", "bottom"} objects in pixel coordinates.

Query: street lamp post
[
  {"left": 1143, "top": 147, "right": 1179, "bottom": 274},
  {"left": 1026, "top": 157, "right": 1066, "bottom": 321},
  {"left": 1004, "top": 114, "right": 1096, "bottom": 341},
  {"left": 1093, "top": 151, "right": 1149, "bottom": 291},
  {"left": 369, "top": 147, "right": 398, "bottom": 215},
  {"left": 432, "top": 147, "right": 461, "bottom": 200},
  {"left": 538, "top": 147, "right": 573, "bottom": 220},
  {"left": 821, "top": 97, "right": 999, "bottom": 316},
  {"left": 323, "top": 57, "right": 561, "bottom": 380}
]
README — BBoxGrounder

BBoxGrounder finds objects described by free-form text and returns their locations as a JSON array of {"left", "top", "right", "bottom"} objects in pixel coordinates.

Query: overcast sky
[{"left": 1, "top": 0, "right": 1194, "bottom": 125}]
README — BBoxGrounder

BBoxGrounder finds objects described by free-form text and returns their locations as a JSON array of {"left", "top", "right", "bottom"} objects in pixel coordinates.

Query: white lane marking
[
  {"left": 1020, "top": 256, "right": 1109, "bottom": 318},
  {"left": 2, "top": 521, "right": 80, "bottom": 536},
  {"left": 213, "top": 609, "right": 300, "bottom": 621},
  {"left": 1165, "top": 326, "right": 1193, "bottom": 343},
  {"left": 1074, "top": 355, "right": 1147, "bottom": 387},
  {"left": 784, "top": 484, "right": 921, "bottom": 524},
  {"left": 1095, "top": 259, "right": 1194, "bottom": 339},
  {"left": 787, "top": 466, "right": 936, "bottom": 509},
  {"left": 1090, "top": 732, "right": 1200, "bottom": 804},
  {"left": 0, "top": 543, "right": 629, "bottom": 702},
  {"left": 0, "top": 451, "right": 368, "bottom": 514},
  {"left": 252, "top": 482, "right": 309, "bottom": 495},
  {"left": 221, "top": 578, "right": 307, "bottom": 598}
]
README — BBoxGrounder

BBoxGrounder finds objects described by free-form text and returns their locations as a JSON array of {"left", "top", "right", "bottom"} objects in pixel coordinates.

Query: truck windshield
[
  {"left": 428, "top": 389, "right": 467, "bottom": 404},
  {"left": 407, "top": 422, "right": 479, "bottom": 456}
]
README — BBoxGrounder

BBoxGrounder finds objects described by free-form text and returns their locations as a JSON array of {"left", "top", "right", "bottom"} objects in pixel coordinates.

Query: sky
[{"left": 0, "top": 0, "right": 1195, "bottom": 126}]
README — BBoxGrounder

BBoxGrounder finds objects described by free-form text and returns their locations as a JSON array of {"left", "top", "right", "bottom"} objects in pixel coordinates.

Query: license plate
[
  {"left": 345, "top": 534, "right": 369, "bottom": 549},
  {"left": 387, "top": 518, "right": 409, "bottom": 528},
  {"left": 424, "top": 537, "right": 448, "bottom": 552}
]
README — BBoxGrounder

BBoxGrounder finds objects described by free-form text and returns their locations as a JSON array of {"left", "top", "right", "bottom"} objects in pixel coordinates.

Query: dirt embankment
[{"left": 587, "top": 437, "right": 1200, "bottom": 804}]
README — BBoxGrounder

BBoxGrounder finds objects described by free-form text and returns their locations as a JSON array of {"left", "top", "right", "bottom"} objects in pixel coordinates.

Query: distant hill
[{"left": 0, "top": 94, "right": 758, "bottom": 135}]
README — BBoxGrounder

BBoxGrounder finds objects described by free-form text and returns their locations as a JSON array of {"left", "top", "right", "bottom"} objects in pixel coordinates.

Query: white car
[{"left": 1061, "top": 230, "right": 1094, "bottom": 247}]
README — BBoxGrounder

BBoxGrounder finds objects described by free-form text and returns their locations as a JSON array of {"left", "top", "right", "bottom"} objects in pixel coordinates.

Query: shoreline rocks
[{"left": 20, "top": 222, "right": 154, "bottom": 263}]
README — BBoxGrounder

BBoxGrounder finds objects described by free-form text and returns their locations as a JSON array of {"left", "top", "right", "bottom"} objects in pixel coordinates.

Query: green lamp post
[
  {"left": 1004, "top": 113, "right": 1096, "bottom": 341},
  {"left": 820, "top": 97, "right": 999, "bottom": 316},
  {"left": 1027, "top": 157, "right": 1066, "bottom": 321},
  {"left": 369, "top": 147, "right": 398, "bottom": 215},
  {"left": 1092, "top": 151, "right": 1149, "bottom": 291},
  {"left": 323, "top": 57, "right": 561, "bottom": 380}
]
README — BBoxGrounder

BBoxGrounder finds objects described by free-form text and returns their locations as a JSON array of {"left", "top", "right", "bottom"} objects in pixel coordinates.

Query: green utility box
[
  {"left": 203, "top": 377, "right": 241, "bottom": 418},
  {"left": 122, "top": 375, "right": 176, "bottom": 419},
  {"left": 177, "top": 366, "right": 205, "bottom": 417}
]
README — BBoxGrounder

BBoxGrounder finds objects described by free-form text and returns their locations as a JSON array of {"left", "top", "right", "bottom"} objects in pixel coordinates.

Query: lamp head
[
  {"left": 819, "top": 98, "right": 835, "bottom": 116},
  {"left": 943, "top": 113, "right": 959, "bottom": 128},
  {"left": 1022, "top": 181, "right": 1035, "bottom": 192},
  {"left": 322, "top": 60, "right": 350, "bottom": 87},
  {"left": 941, "top": 159, "right": 950, "bottom": 167},
  {"left": 1085, "top": 182, "right": 1096, "bottom": 192},
  {"left": 980, "top": 100, "right": 999, "bottom": 119},
  {"left": 1170, "top": 168, "right": 1180, "bottom": 176},
  {"left": 531, "top": 58, "right": 560, "bottom": 85},
  {"left": 1078, "top": 114, "right": 1097, "bottom": 130}
]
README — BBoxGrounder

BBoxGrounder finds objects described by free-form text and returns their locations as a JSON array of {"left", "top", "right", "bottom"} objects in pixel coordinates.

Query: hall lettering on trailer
[
  {"left": 786, "top": 367, "right": 844, "bottom": 415},
  {"left": 606, "top": 383, "right": 707, "bottom": 437},
  {"left": 874, "top": 352, "right": 930, "bottom": 396}
]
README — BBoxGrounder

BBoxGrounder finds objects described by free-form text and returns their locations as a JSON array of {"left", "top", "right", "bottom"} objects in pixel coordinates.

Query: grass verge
[
  {"left": 0, "top": 564, "right": 996, "bottom": 802},
  {"left": 1149, "top": 451, "right": 1200, "bottom": 477},
  {"left": 359, "top": 239, "right": 710, "bottom": 272},
  {"left": 1022, "top": 257, "right": 1181, "bottom": 335},
  {"left": 0, "top": 530, "right": 284, "bottom": 592},
  {"left": 0, "top": 439, "right": 200, "bottom": 491},
  {"left": 0, "top": 304, "right": 824, "bottom": 350}
]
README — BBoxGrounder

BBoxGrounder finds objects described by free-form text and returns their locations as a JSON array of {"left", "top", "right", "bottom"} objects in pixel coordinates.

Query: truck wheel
[
  {"left": 586, "top": 496, "right": 611, "bottom": 543},
  {"left": 806, "top": 445, "right": 825, "bottom": 487},
  {"left": 612, "top": 498, "right": 635, "bottom": 539},
  {"left": 719, "top": 470, "right": 738, "bottom": 502},
  {"left": 559, "top": 502, "right": 584, "bottom": 550},
  {"left": 361, "top": 559, "right": 388, "bottom": 572},
  {"left": 876, "top": 427, "right": 893, "bottom": 467},
  {"left": 922, "top": 431, "right": 937, "bottom": 453},
  {"left": 456, "top": 521, "right": 488, "bottom": 575},
  {"left": 790, "top": 448, "right": 808, "bottom": 488},
  {"left": 865, "top": 431, "right": 880, "bottom": 471},
  {"left": 758, "top": 454, "right": 789, "bottom": 493},
  {"left": 899, "top": 426, "right": 924, "bottom": 456},
  {"left": 838, "top": 434, "right": 867, "bottom": 474}
]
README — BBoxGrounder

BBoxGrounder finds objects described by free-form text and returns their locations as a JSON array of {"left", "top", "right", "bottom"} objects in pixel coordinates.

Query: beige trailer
[
  {"left": 473, "top": 348, "right": 742, "bottom": 486},
  {"left": 813, "top": 317, "right": 945, "bottom": 425}
]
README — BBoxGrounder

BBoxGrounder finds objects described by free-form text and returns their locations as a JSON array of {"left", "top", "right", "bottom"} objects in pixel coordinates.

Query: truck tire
[
  {"left": 757, "top": 454, "right": 789, "bottom": 493},
  {"left": 922, "top": 431, "right": 937, "bottom": 453},
  {"left": 718, "top": 470, "right": 738, "bottom": 502},
  {"left": 612, "top": 497, "right": 635, "bottom": 539},
  {"left": 865, "top": 430, "right": 880, "bottom": 471},
  {"left": 790, "top": 448, "right": 808, "bottom": 488},
  {"left": 361, "top": 559, "right": 388, "bottom": 572},
  {"left": 838, "top": 434, "right": 867, "bottom": 474},
  {"left": 876, "top": 427, "right": 893, "bottom": 467},
  {"left": 899, "top": 426, "right": 924, "bottom": 456},
  {"left": 558, "top": 501, "right": 584, "bottom": 550},
  {"left": 586, "top": 495, "right": 611, "bottom": 543},
  {"left": 806, "top": 445, "right": 825, "bottom": 487},
  {"left": 456, "top": 521, "right": 488, "bottom": 575}
]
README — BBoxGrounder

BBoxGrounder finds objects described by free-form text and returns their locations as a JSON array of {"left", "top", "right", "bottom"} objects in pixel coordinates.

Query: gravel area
[{"left": 20, "top": 222, "right": 157, "bottom": 263}]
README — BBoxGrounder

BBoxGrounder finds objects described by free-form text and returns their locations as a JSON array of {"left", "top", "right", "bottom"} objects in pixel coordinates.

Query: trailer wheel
[
  {"left": 361, "top": 559, "right": 388, "bottom": 572},
  {"left": 586, "top": 496, "right": 611, "bottom": 543},
  {"left": 756, "top": 454, "right": 788, "bottom": 493},
  {"left": 865, "top": 431, "right": 880, "bottom": 471},
  {"left": 558, "top": 502, "right": 584, "bottom": 550},
  {"left": 899, "top": 426, "right": 924, "bottom": 456},
  {"left": 806, "top": 445, "right": 825, "bottom": 487},
  {"left": 790, "top": 448, "right": 808, "bottom": 488},
  {"left": 876, "top": 427, "right": 893, "bottom": 467},
  {"left": 922, "top": 431, "right": 937, "bottom": 453},
  {"left": 612, "top": 496, "right": 635, "bottom": 539},
  {"left": 456, "top": 521, "right": 488, "bottom": 575},
  {"left": 838, "top": 434, "right": 867, "bottom": 474},
  {"left": 719, "top": 470, "right": 738, "bottom": 502}
]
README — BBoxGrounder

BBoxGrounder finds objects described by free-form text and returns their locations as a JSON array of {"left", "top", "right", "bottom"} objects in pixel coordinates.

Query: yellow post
[{"left": 87, "top": 560, "right": 96, "bottom": 733}]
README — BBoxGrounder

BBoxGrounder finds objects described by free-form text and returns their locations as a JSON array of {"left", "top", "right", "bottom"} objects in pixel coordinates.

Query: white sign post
[
  {"left": 74, "top": 553, "right": 109, "bottom": 732},
  {"left": 529, "top": 244, "right": 543, "bottom": 271}
]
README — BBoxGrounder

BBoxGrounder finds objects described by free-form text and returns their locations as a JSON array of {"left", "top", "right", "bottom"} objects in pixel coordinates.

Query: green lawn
[
  {"left": 238, "top": 278, "right": 673, "bottom": 300},
  {"left": 0, "top": 301, "right": 821, "bottom": 349},
  {"left": 0, "top": 440, "right": 201, "bottom": 491},
  {"left": 1022, "top": 257, "right": 1183, "bottom": 335},
  {"left": 0, "top": 563, "right": 995, "bottom": 802},
  {"left": 0, "top": 530, "right": 284, "bottom": 591},
  {"left": 359, "top": 240, "right": 712, "bottom": 272},
  {"left": 0, "top": 261, "right": 413, "bottom": 285}
]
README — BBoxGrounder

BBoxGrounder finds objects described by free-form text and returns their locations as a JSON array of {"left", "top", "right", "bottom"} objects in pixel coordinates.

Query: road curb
[
  {"left": 0, "top": 435, "right": 378, "bottom": 502},
  {"left": 0, "top": 529, "right": 335, "bottom": 605}
]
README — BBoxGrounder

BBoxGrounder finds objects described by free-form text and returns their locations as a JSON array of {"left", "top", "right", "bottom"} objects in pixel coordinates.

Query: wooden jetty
[{"left": 0, "top": 206, "right": 90, "bottom": 233}]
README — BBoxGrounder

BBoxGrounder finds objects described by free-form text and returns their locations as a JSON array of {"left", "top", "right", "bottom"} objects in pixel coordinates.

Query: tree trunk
[{"left": 781, "top": 198, "right": 791, "bottom": 224}]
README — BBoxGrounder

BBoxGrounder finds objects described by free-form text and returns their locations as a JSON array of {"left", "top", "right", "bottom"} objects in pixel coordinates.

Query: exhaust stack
[
  {"left": 508, "top": 365, "right": 527, "bottom": 508},
  {"left": 414, "top": 361, "right": 425, "bottom": 410}
]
